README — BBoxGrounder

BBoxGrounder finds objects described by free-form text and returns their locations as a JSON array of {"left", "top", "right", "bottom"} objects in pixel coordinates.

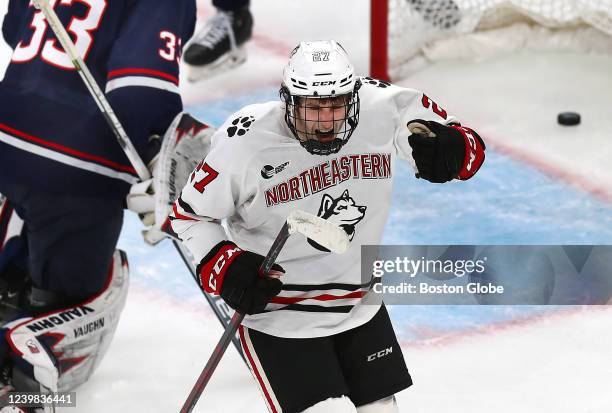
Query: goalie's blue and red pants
[{"left": 0, "top": 177, "right": 123, "bottom": 313}]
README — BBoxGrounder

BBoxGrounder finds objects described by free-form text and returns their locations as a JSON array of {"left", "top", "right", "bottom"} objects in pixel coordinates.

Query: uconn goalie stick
[
  {"left": 28, "top": 0, "right": 248, "bottom": 364},
  {"left": 179, "top": 210, "right": 351, "bottom": 413},
  {"left": 172, "top": 240, "right": 247, "bottom": 363}
]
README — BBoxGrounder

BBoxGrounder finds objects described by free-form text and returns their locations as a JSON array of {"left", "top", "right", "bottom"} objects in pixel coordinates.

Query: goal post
[{"left": 370, "top": 0, "right": 612, "bottom": 81}]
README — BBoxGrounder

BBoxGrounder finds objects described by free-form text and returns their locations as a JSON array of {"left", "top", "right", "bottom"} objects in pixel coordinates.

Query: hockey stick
[
  {"left": 31, "top": 0, "right": 150, "bottom": 181},
  {"left": 179, "top": 210, "right": 350, "bottom": 413},
  {"left": 30, "top": 0, "right": 249, "bottom": 363},
  {"left": 172, "top": 240, "right": 246, "bottom": 362}
]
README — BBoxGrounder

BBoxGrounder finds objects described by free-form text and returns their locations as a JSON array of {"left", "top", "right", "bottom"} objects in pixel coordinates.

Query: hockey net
[{"left": 371, "top": 0, "right": 612, "bottom": 80}]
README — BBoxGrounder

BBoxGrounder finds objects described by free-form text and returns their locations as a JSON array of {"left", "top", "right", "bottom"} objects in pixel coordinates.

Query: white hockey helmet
[{"left": 280, "top": 40, "right": 361, "bottom": 155}]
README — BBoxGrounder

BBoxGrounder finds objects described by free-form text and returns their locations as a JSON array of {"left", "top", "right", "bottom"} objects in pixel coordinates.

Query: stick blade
[{"left": 287, "top": 210, "right": 350, "bottom": 254}]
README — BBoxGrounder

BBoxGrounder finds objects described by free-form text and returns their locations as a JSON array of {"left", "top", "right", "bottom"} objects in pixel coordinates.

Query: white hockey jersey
[{"left": 170, "top": 78, "right": 458, "bottom": 338}]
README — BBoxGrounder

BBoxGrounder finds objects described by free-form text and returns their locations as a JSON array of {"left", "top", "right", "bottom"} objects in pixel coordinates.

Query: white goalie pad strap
[{"left": 6, "top": 250, "right": 130, "bottom": 392}]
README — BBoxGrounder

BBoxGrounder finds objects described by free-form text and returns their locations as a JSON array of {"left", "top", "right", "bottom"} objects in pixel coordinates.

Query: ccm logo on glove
[
  {"left": 199, "top": 242, "right": 244, "bottom": 293},
  {"left": 453, "top": 125, "right": 485, "bottom": 180},
  {"left": 196, "top": 241, "right": 284, "bottom": 314}
]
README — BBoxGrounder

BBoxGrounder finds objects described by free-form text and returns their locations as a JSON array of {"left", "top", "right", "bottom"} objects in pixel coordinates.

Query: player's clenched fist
[
  {"left": 196, "top": 241, "right": 284, "bottom": 314},
  {"left": 407, "top": 119, "right": 486, "bottom": 183}
]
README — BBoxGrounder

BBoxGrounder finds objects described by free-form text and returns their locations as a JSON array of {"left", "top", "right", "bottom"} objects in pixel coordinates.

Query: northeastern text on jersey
[{"left": 265, "top": 153, "right": 392, "bottom": 206}]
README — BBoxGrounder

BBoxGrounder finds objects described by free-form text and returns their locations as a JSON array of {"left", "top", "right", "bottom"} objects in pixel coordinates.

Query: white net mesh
[{"left": 387, "top": 0, "right": 612, "bottom": 79}]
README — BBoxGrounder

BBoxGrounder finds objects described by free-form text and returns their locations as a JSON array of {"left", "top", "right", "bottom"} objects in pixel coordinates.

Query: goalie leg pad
[{"left": 5, "top": 249, "right": 129, "bottom": 392}]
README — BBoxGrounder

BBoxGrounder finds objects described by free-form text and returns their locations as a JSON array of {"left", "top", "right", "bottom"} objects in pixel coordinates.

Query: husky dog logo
[{"left": 308, "top": 189, "right": 367, "bottom": 252}]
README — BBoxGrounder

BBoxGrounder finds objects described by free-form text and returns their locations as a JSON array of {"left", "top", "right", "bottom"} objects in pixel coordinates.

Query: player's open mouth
[{"left": 316, "top": 132, "right": 335, "bottom": 142}]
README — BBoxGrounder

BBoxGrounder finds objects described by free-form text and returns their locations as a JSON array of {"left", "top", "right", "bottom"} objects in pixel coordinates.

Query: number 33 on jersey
[{"left": 0, "top": 0, "right": 196, "bottom": 198}]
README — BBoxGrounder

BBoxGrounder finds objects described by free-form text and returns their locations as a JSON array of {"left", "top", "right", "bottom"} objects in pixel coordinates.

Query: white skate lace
[{"left": 194, "top": 11, "right": 237, "bottom": 51}]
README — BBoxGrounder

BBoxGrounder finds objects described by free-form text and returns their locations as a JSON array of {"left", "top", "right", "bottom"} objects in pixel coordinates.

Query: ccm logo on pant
[{"left": 367, "top": 346, "right": 393, "bottom": 362}]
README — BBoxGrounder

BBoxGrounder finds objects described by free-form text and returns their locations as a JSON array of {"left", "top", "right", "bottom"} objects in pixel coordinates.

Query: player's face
[{"left": 294, "top": 95, "right": 349, "bottom": 143}]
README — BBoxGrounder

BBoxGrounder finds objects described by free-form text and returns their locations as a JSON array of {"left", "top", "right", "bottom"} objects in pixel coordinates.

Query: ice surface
[{"left": 1, "top": 1, "right": 611, "bottom": 411}]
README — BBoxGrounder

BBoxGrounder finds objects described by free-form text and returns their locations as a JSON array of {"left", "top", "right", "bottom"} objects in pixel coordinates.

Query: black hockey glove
[
  {"left": 407, "top": 119, "right": 485, "bottom": 183},
  {"left": 196, "top": 241, "right": 283, "bottom": 315}
]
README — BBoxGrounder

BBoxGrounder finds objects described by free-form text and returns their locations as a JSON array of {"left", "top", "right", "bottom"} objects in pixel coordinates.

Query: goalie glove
[
  {"left": 196, "top": 241, "right": 284, "bottom": 315},
  {"left": 126, "top": 113, "right": 215, "bottom": 245},
  {"left": 407, "top": 120, "right": 485, "bottom": 183}
]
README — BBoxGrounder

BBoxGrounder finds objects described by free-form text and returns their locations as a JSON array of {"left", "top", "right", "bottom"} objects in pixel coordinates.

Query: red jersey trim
[
  {"left": 270, "top": 290, "right": 367, "bottom": 305},
  {"left": 107, "top": 68, "right": 179, "bottom": 85},
  {"left": 0, "top": 123, "right": 137, "bottom": 175}
]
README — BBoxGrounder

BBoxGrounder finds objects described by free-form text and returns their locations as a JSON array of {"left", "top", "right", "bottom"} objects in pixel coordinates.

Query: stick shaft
[
  {"left": 179, "top": 223, "right": 291, "bottom": 413},
  {"left": 172, "top": 240, "right": 246, "bottom": 362},
  {"left": 32, "top": 0, "right": 150, "bottom": 181}
]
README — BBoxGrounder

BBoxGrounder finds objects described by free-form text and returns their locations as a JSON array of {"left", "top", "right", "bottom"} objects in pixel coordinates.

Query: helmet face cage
[{"left": 281, "top": 80, "right": 361, "bottom": 156}]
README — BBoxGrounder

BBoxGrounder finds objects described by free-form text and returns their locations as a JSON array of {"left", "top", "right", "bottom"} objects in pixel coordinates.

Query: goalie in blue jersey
[{"left": 0, "top": 0, "right": 195, "bottom": 406}]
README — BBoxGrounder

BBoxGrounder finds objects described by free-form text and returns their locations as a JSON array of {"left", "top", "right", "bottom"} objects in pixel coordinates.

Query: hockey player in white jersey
[{"left": 169, "top": 40, "right": 485, "bottom": 413}]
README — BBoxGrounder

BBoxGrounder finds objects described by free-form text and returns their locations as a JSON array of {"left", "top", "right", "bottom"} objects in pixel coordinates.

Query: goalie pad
[
  {"left": 126, "top": 113, "right": 215, "bottom": 245},
  {"left": 4, "top": 249, "right": 129, "bottom": 392}
]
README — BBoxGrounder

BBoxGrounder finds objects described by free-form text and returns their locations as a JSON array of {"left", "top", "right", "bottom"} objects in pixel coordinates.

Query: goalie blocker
[
  {"left": 1, "top": 249, "right": 129, "bottom": 393},
  {"left": 126, "top": 112, "right": 216, "bottom": 245}
]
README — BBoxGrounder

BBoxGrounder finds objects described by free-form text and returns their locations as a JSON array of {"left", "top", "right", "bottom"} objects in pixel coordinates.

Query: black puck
[{"left": 557, "top": 112, "right": 581, "bottom": 126}]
